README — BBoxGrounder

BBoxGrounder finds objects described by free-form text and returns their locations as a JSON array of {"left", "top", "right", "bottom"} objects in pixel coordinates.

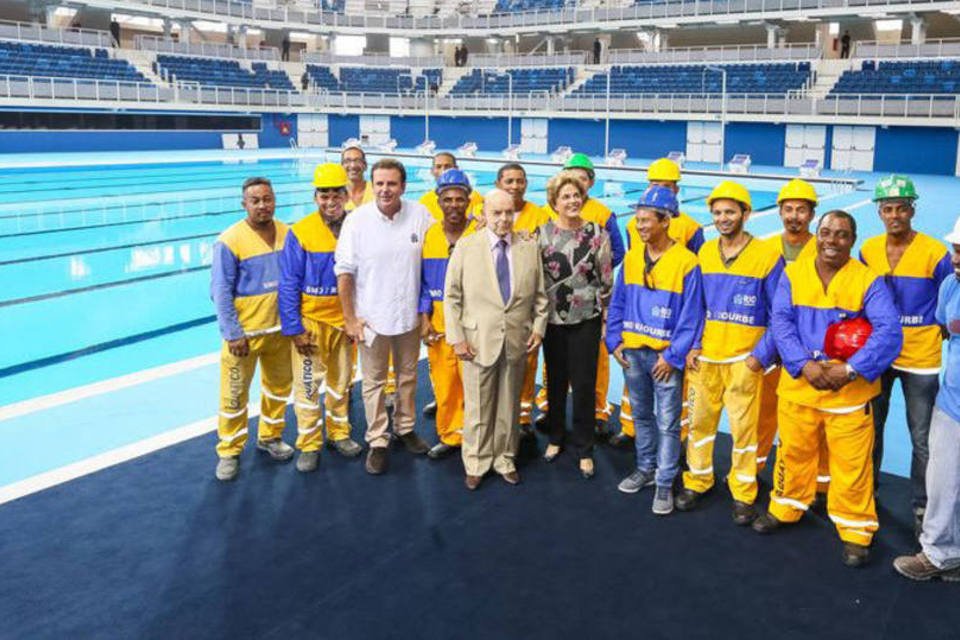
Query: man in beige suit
[{"left": 444, "top": 189, "right": 549, "bottom": 490}]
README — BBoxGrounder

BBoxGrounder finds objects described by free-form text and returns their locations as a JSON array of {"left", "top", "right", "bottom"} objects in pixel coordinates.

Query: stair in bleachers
[
  {"left": 155, "top": 55, "right": 292, "bottom": 90},
  {"left": 0, "top": 41, "right": 146, "bottom": 84},
  {"left": 306, "top": 65, "right": 341, "bottom": 92},
  {"left": 449, "top": 67, "right": 575, "bottom": 95},
  {"left": 807, "top": 58, "right": 856, "bottom": 99},
  {"left": 114, "top": 48, "right": 167, "bottom": 87}
]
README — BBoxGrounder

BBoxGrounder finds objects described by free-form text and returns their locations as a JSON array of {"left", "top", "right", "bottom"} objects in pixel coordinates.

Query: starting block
[{"left": 729, "top": 154, "right": 752, "bottom": 174}]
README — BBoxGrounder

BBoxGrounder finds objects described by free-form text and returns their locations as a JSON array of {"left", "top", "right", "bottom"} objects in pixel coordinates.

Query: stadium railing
[
  {"left": 607, "top": 43, "right": 819, "bottom": 65},
  {"left": 0, "top": 20, "right": 113, "bottom": 49},
  {"left": 854, "top": 38, "right": 960, "bottom": 60},
  {"left": 135, "top": 34, "right": 280, "bottom": 61},
  {"left": 469, "top": 52, "right": 588, "bottom": 67},
  {"left": 301, "top": 51, "right": 444, "bottom": 68}
]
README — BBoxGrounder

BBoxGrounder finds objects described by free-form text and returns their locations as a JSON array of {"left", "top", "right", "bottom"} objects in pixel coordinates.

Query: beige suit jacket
[{"left": 443, "top": 231, "right": 549, "bottom": 368}]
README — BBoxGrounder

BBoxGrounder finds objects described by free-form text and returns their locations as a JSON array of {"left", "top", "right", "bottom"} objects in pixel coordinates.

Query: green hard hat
[
  {"left": 873, "top": 174, "right": 918, "bottom": 202},
  {"left": 564, "top": 152, "right": 594, "bottom": 171}
]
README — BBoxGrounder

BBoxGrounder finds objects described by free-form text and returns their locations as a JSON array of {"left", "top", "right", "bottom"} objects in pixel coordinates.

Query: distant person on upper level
[
  {"left": 301, "top": 71, "right": 309, "bottom": 91},
  {"left": 841, "top": 31, "right": 851, "bottom": 59},
  {"left": 281, "top": 34, "right": 291, "bottom": 61},
  {"left": 461, "top": 44, "right": 468, "bottom": 67},
  {"left": 593, "top": 38, "right": 602, "bottom": 64},
  {"left": 110, "top": 19, "right": 120, "bottom": 47},
  {"left": 454, "top": 45, "right": 463, "bottom": 67}
]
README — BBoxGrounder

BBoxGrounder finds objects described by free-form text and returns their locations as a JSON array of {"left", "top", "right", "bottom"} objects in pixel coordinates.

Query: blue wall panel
[
  {"left": 724, "top": 123, "right": 786, "bottom": 166},
  {"left": 259, "top": 113, "right": 297, "bottom": 148},
  {"left": 390, "top": 116, "right": 425, "bottom": 148},
  {"left": 608, "top": 120, "right": 687, "bottom": 160},
  {"left": 823, "top": 126, "right": 834, "bottom": 170},
  {"left": 327, "top": 115, "right": 359, "bottom": 147},
  {"left": 874, "top": 126, "right": 957, "bottom": 176},
  {"left": 547, "top": 118, "right": 605, "bottom": 156}
]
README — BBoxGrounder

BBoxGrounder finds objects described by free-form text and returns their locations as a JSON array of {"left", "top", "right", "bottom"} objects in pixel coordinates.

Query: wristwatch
[{"left": 844, "top": 363, "right": 858, "bottom": 381}]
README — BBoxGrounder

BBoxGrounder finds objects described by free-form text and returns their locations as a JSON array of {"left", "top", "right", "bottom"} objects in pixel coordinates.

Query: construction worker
[
  {"left": 419, "top": 169, "right": 477, "bottom": 460},
  {"left": 753, "top": 210, "right": 902, "bottom": 568},
  {"left": 419, "top": 152, "right": 484, "bottom": 221},
  {"left": 539, "top": 153, "right": 625, "bottom": 436},
  {"left": 342, "top": 145, "right": 374, "bottom": 212},
  {"left": 496, "top": 162, "right": 547, "bottom": 437},
  {"left": 612, "top": 157, "right": 704, "bottom": 449},
  {"left": 279, "top": 163, "right": 363, "bottom": 473},
  {"left": 607, "top": 185, "right": 703, "bottom": 515},
  {"left": 860, "top": 175, "right": 952, "bottom": 532},
  {"left": 211, "top": 177, "right": 293, "bottom": 481},
  {"left": 675, "top": 181, "right": 783, "bottom": 525}
]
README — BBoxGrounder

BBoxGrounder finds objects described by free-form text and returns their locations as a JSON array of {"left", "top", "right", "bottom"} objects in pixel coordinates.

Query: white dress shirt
[{"left": 335, "top": 199, "right": 434, "bottom": 335}]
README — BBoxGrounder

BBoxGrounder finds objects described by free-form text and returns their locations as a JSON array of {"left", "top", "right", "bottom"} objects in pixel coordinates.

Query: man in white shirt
[{"left": 335, "top": 159, "right": 435, "bottom": 474}]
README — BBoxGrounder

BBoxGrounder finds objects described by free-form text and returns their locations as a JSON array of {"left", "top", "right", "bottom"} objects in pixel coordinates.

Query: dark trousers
[
  {"left": 543, "top": 316, "right": 601, "bottom": 459},
  {"left": 872, "top": 367, "right": 939, "bottom": 512}
]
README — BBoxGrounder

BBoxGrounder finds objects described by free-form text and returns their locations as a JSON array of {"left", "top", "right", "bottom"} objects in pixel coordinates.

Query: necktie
[{"left": 496, "top": 239, "right": 511, "bottom": 305}]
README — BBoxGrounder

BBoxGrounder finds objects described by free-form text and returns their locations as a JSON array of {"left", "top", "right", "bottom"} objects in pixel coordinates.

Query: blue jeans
[
  {"left": 873, "top": 368, "right": 939, "bottom": 512},
  {"left": 622, "top": 347, "right": 683, "bottom": 487}
]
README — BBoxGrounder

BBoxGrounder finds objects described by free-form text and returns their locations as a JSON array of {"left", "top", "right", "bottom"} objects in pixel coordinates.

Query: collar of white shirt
[
  {"left": 486, "top": 227, "right": 513, "bottom": 250},
  {"left": 376, "top": 200, "right": 406, "bottom": 223}
]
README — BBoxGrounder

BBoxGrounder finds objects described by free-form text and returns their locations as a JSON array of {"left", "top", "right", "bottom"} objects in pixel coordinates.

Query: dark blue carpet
[{"left": 1, "top": 362, "right": 956, "bottom": 640}]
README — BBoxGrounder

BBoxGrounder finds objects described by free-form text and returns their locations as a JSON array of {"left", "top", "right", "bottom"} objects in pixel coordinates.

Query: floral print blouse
[{"left": 538, "top": 220, "right": 614, "bottom": 325}]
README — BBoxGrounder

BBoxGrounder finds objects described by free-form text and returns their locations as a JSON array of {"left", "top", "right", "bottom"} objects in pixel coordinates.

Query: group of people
[{"left": 210, "top": 147, "right": 960, "bottom": 581}]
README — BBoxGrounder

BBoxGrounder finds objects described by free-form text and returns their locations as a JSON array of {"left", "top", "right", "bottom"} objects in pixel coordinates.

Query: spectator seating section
[
  {"left": 0, "top": 41, "right": 145, "bottom": 83},
  {"left": 572, "top": 62, "right": 811, "bottom": 96},
  {"left": 416, "top": 68, "right": 443, "bottom": 93},
  {"left": 305, "top": 66, "right": 443, "bottom": 94},
  {"left": 450, "top": 67, "right": 575, "bottom": 95},
  {"left": 305, "top": 65, "right": 340, "bottom": 91},
  {"left": 252, "top": 62, "right": 295, "bottom": 90},
  {"left": 830, "top": 59, "right": 960, "bottom": 95},
  {"left": 494, "top": 0, "right": 567, "bottom": 12},
  {"left": 155, "top": 55, "right": 291, "bottom": 90},
  {"left": 320, "top": 0, "right": 346, "bottom": 12}
]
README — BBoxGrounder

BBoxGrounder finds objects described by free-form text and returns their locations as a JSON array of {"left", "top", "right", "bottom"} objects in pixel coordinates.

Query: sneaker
[
  {"left": 365, "top": 447, "right": 388, "bottom": 475},
  {"left": 422, "top": 401, "right": 438, "bottom": 418},
  {"left": 732, "top": 500, "right": 757, "bottom": 526},
  {"left": 215, "top": 457, "right": 239, "bottom": 481},
  {"left": 330, "top": 437, "right": 363, "bottom": 458},
  {"left": 256, "top": 438, "right": 294, "bottom": 462},
  {"left": 842, "top": 542, "right": 870, "bottom": 568},
  {"left": 752, "top": 512, "right": 783, "bottom": 534},
  {"left": 674, "top": 488, "right": 702, "bottom": 511},
  {"left": 609, "top": 432, "right": 634, "bottom": 450},
  {"left": 618, "top": 469, "right": 656, "bottom": 494},
  {"left": 652, "top": 486, "right": 674, "bottom": 515},
  {"left": 398, "top": 431, "right": 429, "bottom": 454},
  {"left": 296, "top": 451, "right": 319, "bottom": 473}
]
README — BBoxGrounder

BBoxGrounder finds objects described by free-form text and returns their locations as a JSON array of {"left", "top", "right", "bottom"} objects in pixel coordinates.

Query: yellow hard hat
[
  {"left": 777, "top": 178, "right": 818, "bottom": 206},
  {"left": 313, "top": 163, "right": 348, "bottom": 189},
  {"left": 647, "top": 158, "right": 681, "bottom": 183},
  {"left": 707, "top": 180, "right": 752, "bottom": 210}
]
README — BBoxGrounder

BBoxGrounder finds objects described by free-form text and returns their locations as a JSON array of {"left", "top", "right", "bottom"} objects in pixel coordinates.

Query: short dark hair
[
  {"left": 636, "top": 206, "right": 670, "bottom": 222},
  {"left": 341, "top": 145, "right": 366, "bottom": 161},
  {"left": 242, "top": 177, "right": 272, "bottom": 195},
  {"left": 371, "top": 158, "right": 406, "bottom": 184},
  {"left": 818, "top": 209, "right": 857, "bottom": 239},
  {"left": 433, "top": 152, "right": 457, "bottom": 166},
  {"left": 496, "top": 163, "right": 526, "bottom": 182}
]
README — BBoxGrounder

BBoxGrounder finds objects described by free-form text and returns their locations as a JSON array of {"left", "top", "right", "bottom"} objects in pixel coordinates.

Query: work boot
[
  {"left": 609, "top": 432, "right": 634, "bottom": 450},
  {"left": 256, "top": 438, "right": 294, "bottom": 462},
  {"left": 296, "top": 451, "right": 319, "bottom": 473},
  {"left": 732, "top": 500, "right": 757, "bottom": 526},
  {"left": 752, "top": 512, "right": 783, "bottom": 534},
  {"left": 893, "top": 552, "right": 960, "bottom": 582},
  {"left": 215, "top": 457, "right": 239, "bottom": 481},
  {"left": 674, "top": 488, "right": 702, "bottom": 512},
  {"left": 330, "top": 437, "right": 363, "bottom": 458},
  {"left": 422, "top": 401, "right": 437, "bottom": 418},
  {"left": 365, "top": 447, "right": 388, "bottom": 475},
  {"left": 842, "top": 542, "right": 870, "bottom": 568},
  {"left": 398, "top": 431, "right": 429, "bottom": 454}
]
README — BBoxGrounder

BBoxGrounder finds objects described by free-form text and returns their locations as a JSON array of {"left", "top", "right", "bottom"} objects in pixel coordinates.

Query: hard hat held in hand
[{"left": 824, "top": 317, "right": 873, "bottom": 361}]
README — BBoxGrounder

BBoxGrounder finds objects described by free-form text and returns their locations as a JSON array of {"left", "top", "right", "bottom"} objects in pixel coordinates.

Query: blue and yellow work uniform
[
  {"left": 279, "top": 212, "right": 357, "bottom": 452},
  {"left": 619, "top": 209, "right": 705, "bottom": 437},
  {"left": 420, "top": 189, "right": 485, "bottom": 221},
  {"left": 419, "top": 220, "right": 477, "bottom": 446},
  {"left": 682, "top": 238, "right": 783, "bottom": 504},
  {"left": 769, "top": 257, "right": 902, "bottom": 545},
  {"left": 211, "top": 219, "right": 292, "bottom": 458},
  {"left": 344, "top": 181, "right": 374, "bottom": 212},
  {"left": 539, "top": 197, "right": 625, "bottom": 422}
]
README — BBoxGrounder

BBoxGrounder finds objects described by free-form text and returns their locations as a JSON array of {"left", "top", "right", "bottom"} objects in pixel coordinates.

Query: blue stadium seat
[
  {"left": 449, "top": 67, "right": 574, "bottom": 96},
  {"left": 830, "top": 59, "right": 960, "bottom": 96},
  {"left": 0, "top": 41, "right": 146, "bottom": 84},
  {"left": 571, "top": 62, "right": 809, "bottom": 97},
  {"left": 155, "top": 55, "right": 291, "bottom": 90}
]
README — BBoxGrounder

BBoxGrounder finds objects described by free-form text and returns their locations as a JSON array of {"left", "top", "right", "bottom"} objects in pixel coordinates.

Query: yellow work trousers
[
  {"left": 758, "top": 367, "right": 831, "bottom": 492},
  {"left": 426, "top": 338, "right": 465, "bottom": 446},
  {"left": 534, "top": 343, "right": 613, "bottom": 421},
  {"left": 217, "top": 332, "right": 292, "bottom": 458},
  {"left": 291, "top": 318, "right": 357, "bottom": 452},
  {"left": 619, "top": 376, "right": 693, "bottom": 442},
  {"left": 519, "top": 349, "right": 538, "bottom": 426},
  {"left": 768, "top": 399, "right": 879, "bottom": 545},
  {"left": 682, "top": 359, "right": 762, "bottom": 503}
]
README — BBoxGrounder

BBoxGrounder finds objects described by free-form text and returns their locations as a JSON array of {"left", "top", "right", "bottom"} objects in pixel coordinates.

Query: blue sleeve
[
  {"left": 686, "top": 227, "right": 705, "bottom": 254},
  {"left": 418, "top": 261, "right": 433, "bottom": 315},
  {"left": 750, "top": 257, "right": 785, "bottom": 367},
  {"left": 604, "top": 268, "right": 626, "bottom": 353},
  {"left": 936, "top": 277, "right": 956, "bottom": 325},
  {"left": 663, "top": 266, "right": 703, "bottom": 369},
  {"left": 933, "top": 251, "right": 953, "bottom": 290},
  {"left": 278, "top": 229, "right": 306, "bottom": 336},
  {"left": 848, "top": 277, "right": 903, "bottom": 382},
  {"left": 604, "top": 214, "right": 625, "bottom": 268},
  {"left": 771, "top": 274, "right": 810, "bottom": 379},
  {"left": 210, "top": 241, "right": 244, "bottom": 341}
]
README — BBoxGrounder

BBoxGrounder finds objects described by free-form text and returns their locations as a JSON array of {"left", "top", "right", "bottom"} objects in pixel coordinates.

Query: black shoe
[
  {"left": 732, "top": 500, "right": 757, "bottom": 526},
  {"left": 752, "top": 512, "right": 783, "bottom": 534},
  {"left": 811, "top": 491, "right": 828, "bottom": 514},
  {"left": 534, "top": 412, "right": 548, "bottom": 432},
  {"left": 365, "top": 447, "right": 388, "bottom": 475},
  {"left": 609, "top": 432, "right": 634, "bottom": 449},
  {"left": 398, "top": 431, "right": 429, "bottom": 454},
  {"left": 594, "top": 419, "right": 610, "bottom": 442},
  {"left": 422, "top": 401, "right": 437, "bottom": 418},
  {"left": 674, "top": 488, "right": 702, "bottom": 512},
  {"left": 842, "top": 542, "right": 870, "bottom": 568},
  {"left": 427, "top": 442, "right": 458, "bottom": 460},
  {"left": 519, "top": 423, "right": 536, "bottom": 439}
]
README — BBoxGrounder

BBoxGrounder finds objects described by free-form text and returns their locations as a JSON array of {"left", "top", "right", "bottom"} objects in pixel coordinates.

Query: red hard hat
[{"left": 824, "top": 317, "right": 873, "bottom": 361}]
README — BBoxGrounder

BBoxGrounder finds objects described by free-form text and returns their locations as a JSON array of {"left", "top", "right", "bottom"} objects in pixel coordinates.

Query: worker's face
[
  {"left": 431, "top": 154, "right": 457, "bottom": 179},
  {"left": 372, "top": 168, "right": 405, "bottom": 209},
  {"left": 648, "top": 179, "right": 679, "bottom": 196},
  {"left": 483, "top": 192, "right": 514, "bottom": 238},
  {"left": 710, "top": 198, "right": 748, "bottom": 239},
  {"left": 438, "top": 187, "right": 469, "bottom": 227},
  {"left": 242, "top": 184, "right": 275, "bottom": 226},
  {"left": 951, "top": 243, "right": 960, "bottom": 280},
  {"left": 635, "top": 208, "right": 669, "bottom": 245},
  {"left": 816, "top": 214, "right": 855, "bottom": 269},
  {"left": 779, "top": 199, "right": 814, "bottom": 235},
  {"left": 877, "top": 198, "right": 915, "bottom": 236},
  {"left": 568, "top": 168, "right": 594, "bottom": 193},
  {"left": 341, "top": 148, "right": 366, "bottom": 181},
  {"left": 315, "top": 187, "right": 347, "bottom": 225},
  {"left": 555, "top": 183, "right": 583, "bottom": 220},
  {"left": 496, "top": 168, "right": 527, "bottom": 209}
]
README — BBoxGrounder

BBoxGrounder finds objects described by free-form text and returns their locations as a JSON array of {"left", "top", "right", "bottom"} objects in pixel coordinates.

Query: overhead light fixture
[{"left": 715, "top": 18, "right": 739, "bottom": 25}]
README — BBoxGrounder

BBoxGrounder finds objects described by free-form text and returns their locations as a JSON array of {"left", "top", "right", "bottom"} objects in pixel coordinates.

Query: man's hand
[
  {"left": 801, "top": 361, "right": 832, "bottom": 390},
  {"left": 526, "top": 331, "right": 542, "bottom": 354},
  {"left": 612, "top": 345, "right": 629, "bottom": 368},
  {"left": 453, "top": 340, "right": 476, "bottom": 361},
  {"left": 227, "top": 337, "right": 249, "bottom": 357},
  {"left": 821, "top": 362, "right": 852, "bottom": 391},
  {"left": 344, "top": 316, "right": 367, "bottom": 344},
  {"left": 686, "top": 348, "right": 702, "bottom": 373},
  {"left": 745, "top": 355, "right": 763, "bottom": 373},
  {"left": 651, "top": 354, "right": 673, "bottom": 382},
  {"left": 292, "top": 332, "right": 316, "bottom": 357},
  {"left": 420, "top": 314, "right": 440, "bottom": 346}
]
